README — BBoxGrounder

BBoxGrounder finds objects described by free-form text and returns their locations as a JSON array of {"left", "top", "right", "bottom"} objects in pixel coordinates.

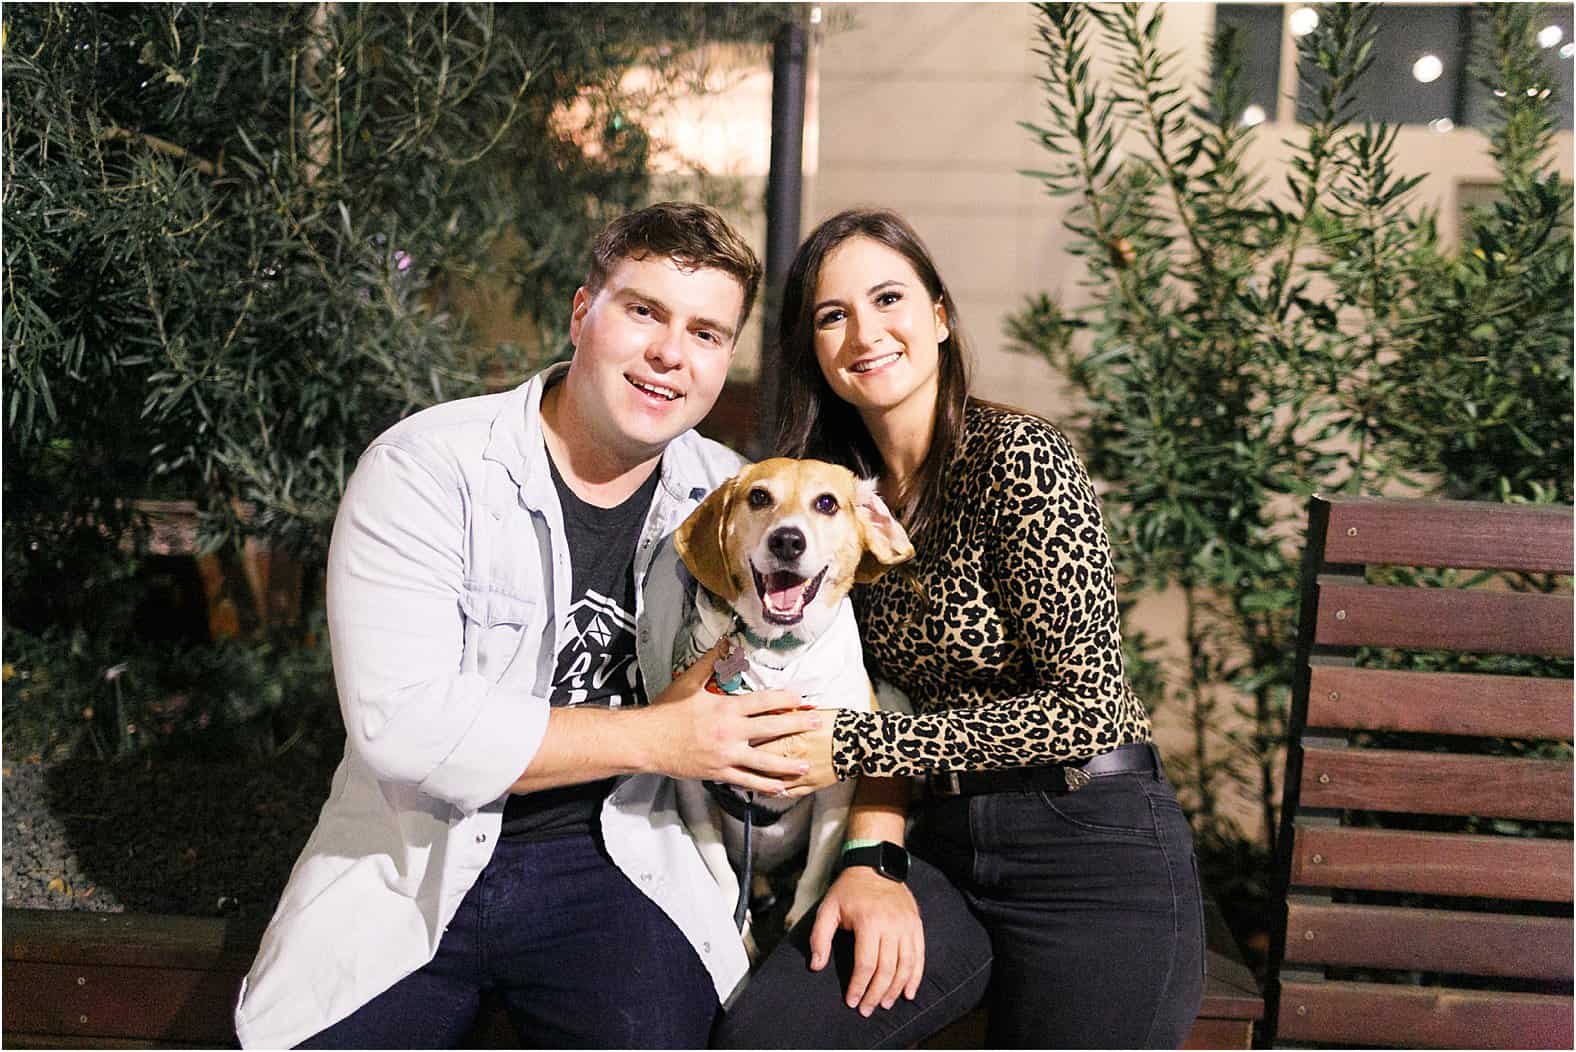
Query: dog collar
[{"left": 735, "top": 621, "right": 805, "bottom": 653}]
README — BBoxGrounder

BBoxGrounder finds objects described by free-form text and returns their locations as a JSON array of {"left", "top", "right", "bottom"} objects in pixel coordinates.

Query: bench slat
[
  {"left": 1283, "top": 902, "right": 1574, "bottom": 979},
  {"left": 1321, "top": 499, "right": 1573, "bottom": 574},
  {"left": 1314, "top": 580, "right": 1574, "bottom": 657},
  {"left": 1180, "top": 1017, "right": 1254, "bottom": 1050},
  {"left": 1277, "top": 980, "right": 1572, "bottom": 1049},
  {"left": 0, "top": 1034, "right": 207, "bottom": 1049},
  {"left": 2, "top": 961, "right": 242, "bottom": 1045},
  {"left": 1298, "top": 746, "right": 1573, "bottom": 821},
  {"left": 2, "top": 909, "right": 259, "bottom": 971},
  {"left": 1290, "top": 826, "right": 1573, "bottom": 901},
  {"left": 1306, "top": 665, "right": 1574, "bottom": 738}
]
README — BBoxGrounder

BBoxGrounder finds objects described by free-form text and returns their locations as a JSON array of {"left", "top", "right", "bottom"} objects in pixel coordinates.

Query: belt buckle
[
  {"left": 933, "top": 771, "right": 961, "bottom": 797},
  {"left": 1063, "top": 767, "right": 1091, "bottom": 792}
]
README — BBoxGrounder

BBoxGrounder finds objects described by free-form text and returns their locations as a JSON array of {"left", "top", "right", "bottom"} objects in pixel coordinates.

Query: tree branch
[{"left": 98, "top": 127, "right": 219, "bottom": 176}]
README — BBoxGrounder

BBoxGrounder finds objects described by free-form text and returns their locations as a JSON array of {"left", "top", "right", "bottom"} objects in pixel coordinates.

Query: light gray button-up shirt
[{"left": 234, "top": 364, "right": 748, "bottom": 1049}]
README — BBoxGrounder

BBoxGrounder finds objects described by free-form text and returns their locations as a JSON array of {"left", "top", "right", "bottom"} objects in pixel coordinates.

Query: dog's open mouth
[{"left": 751, "top": 564, "right": 827, "bottom": 625}]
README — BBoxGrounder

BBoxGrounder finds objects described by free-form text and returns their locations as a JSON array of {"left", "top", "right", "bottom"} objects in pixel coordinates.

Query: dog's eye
[
  {"left": 748, "top": 487, "right": 773, "bottom": 509},
  {"left": 813, "top": 493, "right": 839, "bottom": 515}
]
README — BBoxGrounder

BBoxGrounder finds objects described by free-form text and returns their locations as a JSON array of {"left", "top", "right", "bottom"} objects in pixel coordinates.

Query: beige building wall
[{"left": 805, "top": 1, "right": 1574, "bottom": 839}]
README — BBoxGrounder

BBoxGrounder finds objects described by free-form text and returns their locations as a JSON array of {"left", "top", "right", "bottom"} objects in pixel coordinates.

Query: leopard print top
[{"left": 832, "top": 404, "right": 1153, "bottom": 779}]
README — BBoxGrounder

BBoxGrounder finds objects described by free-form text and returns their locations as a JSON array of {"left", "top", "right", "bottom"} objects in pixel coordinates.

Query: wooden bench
[
  {"left": 2, "top": 899, "right": 1260, "bottom": 1048},
  {"left": 1264, "top": 496, "right": 1574, "bottom": 1048}
]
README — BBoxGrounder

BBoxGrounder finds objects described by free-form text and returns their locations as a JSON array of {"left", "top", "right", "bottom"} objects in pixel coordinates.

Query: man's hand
[
  {"left": 639, "top": 639, "right": 821, "bottom": 792},
  {"left": 809, "top": 865, "right": 925, "bottom": 1016}
]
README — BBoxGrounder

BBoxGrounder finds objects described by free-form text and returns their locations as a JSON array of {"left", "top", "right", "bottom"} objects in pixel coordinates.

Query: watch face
[{"left": 880, "top": 842, "right": 910, "bottom": 881}]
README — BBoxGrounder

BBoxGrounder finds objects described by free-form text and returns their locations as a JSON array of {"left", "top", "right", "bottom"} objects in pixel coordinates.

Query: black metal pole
[{"left": 755, "top": 14, "right": 809, "bottom": 459}]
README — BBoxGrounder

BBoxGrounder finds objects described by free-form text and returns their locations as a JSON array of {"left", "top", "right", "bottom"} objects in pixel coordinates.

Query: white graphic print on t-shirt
[{"left": 552, "top": 589, "right": 639, "bottom": 707}]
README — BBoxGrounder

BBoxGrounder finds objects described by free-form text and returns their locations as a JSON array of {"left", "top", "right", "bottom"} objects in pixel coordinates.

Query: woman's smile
[{"left": 850, "top": 350, "right": 905, "bottom": 374}]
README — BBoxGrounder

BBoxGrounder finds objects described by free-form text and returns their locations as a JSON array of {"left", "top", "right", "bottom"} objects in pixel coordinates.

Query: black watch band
[{"left": 840, "top": 841, "right": 910, "bottom": 883}]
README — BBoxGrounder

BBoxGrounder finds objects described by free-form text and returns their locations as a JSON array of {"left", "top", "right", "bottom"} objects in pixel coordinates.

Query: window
[
  {"left": 1213, "top": 4, "right": 1285, "bottom": 126},
  {"left": 1212, "top": 3, "right": 1574, "bottom": 131},
  {"left": 1462, "top": 4, "right": 1573, "bottom": 131}
]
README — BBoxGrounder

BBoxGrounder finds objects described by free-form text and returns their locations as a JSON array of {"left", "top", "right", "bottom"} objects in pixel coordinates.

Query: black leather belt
[{"left": 921, "top": 743, "right": 1161, "bottom": 797}]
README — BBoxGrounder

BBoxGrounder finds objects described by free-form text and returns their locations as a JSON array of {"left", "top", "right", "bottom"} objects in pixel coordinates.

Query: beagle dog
[{"left": 671, "top": 458, "right": 913, "bottom": 952}]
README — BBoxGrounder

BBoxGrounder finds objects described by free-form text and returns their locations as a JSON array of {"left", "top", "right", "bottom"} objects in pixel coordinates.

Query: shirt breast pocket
[{"left": 460, "top": 586, "right": 539, "bottom": 684}]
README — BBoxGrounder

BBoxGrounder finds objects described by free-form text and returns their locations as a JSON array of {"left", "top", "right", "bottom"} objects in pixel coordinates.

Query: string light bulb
[{"left": 1289, "top": 7, "right": 1319, "bottom": 37}]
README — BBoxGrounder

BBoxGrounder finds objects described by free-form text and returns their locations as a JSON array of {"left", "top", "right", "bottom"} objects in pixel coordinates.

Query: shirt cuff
[
  {"left": 833, "top": 708, "right": 879, "bottom": 780},
  {"left": 415, "top": 683, "right": 551, "bottom": 814}
]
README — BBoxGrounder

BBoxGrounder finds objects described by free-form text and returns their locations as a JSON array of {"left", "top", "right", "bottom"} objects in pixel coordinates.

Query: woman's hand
[
  {"left": 758, "top": 711, "right": 837, "bottom": 794},
  {"left": 809, "top": 866, "right": 925, "bottom": 1015}
]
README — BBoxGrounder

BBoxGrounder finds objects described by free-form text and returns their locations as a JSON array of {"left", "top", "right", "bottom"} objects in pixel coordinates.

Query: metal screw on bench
[
  {"left": 1328, "top": 690, "right": 1339, "bottom": 701},
  {"left": 1311, "top": 853, "right": 1324, "bottom": 864},
  {"left": 1347, "top": 527, "right": 1357, "bottom": 537},
  {"left": 1297, "top": 1005, "right": 1307, "bottom": 1016},
  {"left": 1304, "top": 930, "right": 1315, "bottom": 941},
  {"left": 77, "top": 976, "right": 85, "bottom": 985},
  {"left": 1318, "top": 773, "right": 1330, "bottom": 784},
  {"left": 1335, "top": 609, "right": 1347, "bottom": 620}
]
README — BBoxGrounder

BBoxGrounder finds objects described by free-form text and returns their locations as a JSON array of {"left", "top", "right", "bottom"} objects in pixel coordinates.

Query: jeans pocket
[{"left": 1034, "top": 776, "right": 1160, "bottom": 839}]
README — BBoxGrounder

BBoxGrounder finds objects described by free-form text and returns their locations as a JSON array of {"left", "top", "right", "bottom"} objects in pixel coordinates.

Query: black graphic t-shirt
[{"left": 500, "top": 453, "right": 660, "bottom": 841}]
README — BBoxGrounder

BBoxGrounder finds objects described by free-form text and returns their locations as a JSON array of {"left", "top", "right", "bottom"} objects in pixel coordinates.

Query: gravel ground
[{"left": 3, "top": 741, "right": 342, "bottom": 922}]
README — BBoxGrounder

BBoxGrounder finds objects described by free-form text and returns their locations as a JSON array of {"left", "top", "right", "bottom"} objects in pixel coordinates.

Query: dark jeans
[
  {"left": 297, "top": 834, "right": 718, "bottom": 1049},
  {"left": 716, "top": 764, "right": 1204, "bottom": 1050}
]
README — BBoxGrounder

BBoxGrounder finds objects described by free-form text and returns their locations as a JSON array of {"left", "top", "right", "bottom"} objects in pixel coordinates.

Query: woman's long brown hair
[{"left": 772, "top": 209, "right": 972, "bottom": 544}]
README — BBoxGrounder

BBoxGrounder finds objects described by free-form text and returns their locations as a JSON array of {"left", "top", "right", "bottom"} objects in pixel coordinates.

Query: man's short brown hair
[{"left": 587, "top": 202, "right": 763, "bottom": 330}]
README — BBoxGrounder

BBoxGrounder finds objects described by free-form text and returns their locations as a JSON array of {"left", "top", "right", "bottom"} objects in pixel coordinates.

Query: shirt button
[
  {"left": 702, "top": 941, "right": 711, "bottom": 955},
  {"left": 475, "top": 833, "right": 487, "bottom": 844}
]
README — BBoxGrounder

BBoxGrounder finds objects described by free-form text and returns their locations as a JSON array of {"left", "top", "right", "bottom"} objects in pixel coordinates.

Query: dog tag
[{"left": 713, "top": 646, "right": 751, "bottom": 694}]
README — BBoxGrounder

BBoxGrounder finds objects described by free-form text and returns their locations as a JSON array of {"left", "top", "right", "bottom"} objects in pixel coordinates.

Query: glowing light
[
  {"left": 1561, "top": 42, "right": 1576, "bottom": 59},
  {"left": 1429, "top": 117, "right": 1454, "bottom": 133},
  {"left": 1289, "top": 7, "right": 1319, "bottom": 37},
  {"left": 810, "top": 6, "right": 822, "bottom": 24},
  {"left": 1412, "top": 54, "right": 1444, "bottom": 84},
  {"left": 1538, "top": 25, "right": 1563, "bottom": 49},
  {"left": 1239, "top": 104, "right": 1267, "bottom": 127}
]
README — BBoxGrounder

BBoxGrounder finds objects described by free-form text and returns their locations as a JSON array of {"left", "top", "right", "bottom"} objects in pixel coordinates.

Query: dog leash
[
  {"left": 735, "top": 798, "right": 753, "bottom": 930},
  {"left": 696, "top": 615, "right": 805, "bottom": 933},
  {"left": 702, "top": 778, "right": 789, "bottom": 929},
  {"left": 708, "top": 623, "right": 763, "bottom": 932}
]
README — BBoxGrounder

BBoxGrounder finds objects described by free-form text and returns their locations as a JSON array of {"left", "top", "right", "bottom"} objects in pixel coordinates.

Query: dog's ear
[
  {"left": 853, "top": 478, "right": 915, "bottom": 583},
  {"left": 674, "top": 477, "right": 743, "bottom": 602}
]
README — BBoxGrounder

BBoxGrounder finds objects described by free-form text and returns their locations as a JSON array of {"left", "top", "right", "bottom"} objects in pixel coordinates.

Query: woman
[{"left": 714, "top": 210, "right": 1203, "bottom": 1050}]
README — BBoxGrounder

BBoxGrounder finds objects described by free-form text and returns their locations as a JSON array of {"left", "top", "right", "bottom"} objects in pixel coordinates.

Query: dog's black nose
[{"left": 768, "top": 527, "right": 806, "bottom": 561}]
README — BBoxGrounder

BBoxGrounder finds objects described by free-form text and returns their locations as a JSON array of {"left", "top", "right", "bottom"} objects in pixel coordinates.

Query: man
[{"left": 235, "top": 203, "right": 819, "bottom": 1048}]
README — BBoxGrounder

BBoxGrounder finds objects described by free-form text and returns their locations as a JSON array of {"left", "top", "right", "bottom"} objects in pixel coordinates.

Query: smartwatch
[{"left": 839, "top": 840, "right": 910, "bottom": 883}]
